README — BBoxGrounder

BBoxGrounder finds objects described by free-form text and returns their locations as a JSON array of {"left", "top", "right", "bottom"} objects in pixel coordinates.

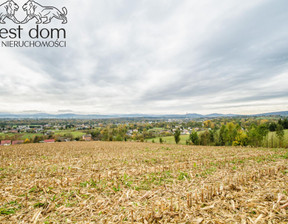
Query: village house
[
  {"left": 56, "top": 137, "right": 71, "bottom": 142},
  {"left": 1, "top": 140, "right": 11, "bottom": 146},
  {"left": 181, "top": 129, "right": 190, "bottom": 135},
  {"left": 44, "top": 139, "right": 55, "bottom": 143},
  {"left": 82, "top": 134, "right": 92, "bottom": 141},
  {"left": 44, "top": 124, "right": 51, "bottom": 128},
  {"left": 12, "top": 140, "right": 24, "bottom": 145},
  {"left": 126, "top": 130, "right": 132, "bottom": 136}
]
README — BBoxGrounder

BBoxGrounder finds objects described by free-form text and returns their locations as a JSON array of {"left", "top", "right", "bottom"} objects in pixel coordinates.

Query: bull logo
[
  {"left": 22, "top": 0, "right": 67, "bottom": 24},
  {"left": 0, "top": 0, "right": 21, "bottom": 24}
]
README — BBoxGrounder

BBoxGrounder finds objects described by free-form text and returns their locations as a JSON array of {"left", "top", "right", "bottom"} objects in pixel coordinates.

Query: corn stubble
[{"left": 0, "top": 142, "right": 287, "bottom": 223}]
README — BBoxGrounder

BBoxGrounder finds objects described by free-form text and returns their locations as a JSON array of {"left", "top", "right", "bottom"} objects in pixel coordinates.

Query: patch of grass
[
  {"left": 52, "top": 194, "right": 57, "bottom": 201},
  {"left": 8, "top": 201, "right": 18, "bottom": 205},
  {"left": 80, "top": 179, "right": 108, "bottom": 192},
  {"left": 201, "top": 203, "right": 207, "bottom": 208},
  {"left": 66, "top": 202, "right": 77, "bottom": 208},
  {"left": 280, "top": 153, "right": 288, "bottom": 159},
  {"left": 0, "top": 208, "right": 16, "bottom": 215},
  {"left": 29, "top": 186, "right": 38, "bottom": 193},
  {"left": 200, "top": 167, "right": 217, "bottom": 178},
  {"left": 135, "top": 183, "right": 151, "bottom": 191},
  {"left": 144, "top": 158, "right": 158, "bottom": 164},
  {"left": 135, "top": 172, "right": 173, "bottom": 191},
  {"left": 112, "top": 185, "right": 121, "bottom": 192},
  {"left": 122, "top": 174, "right": 133, "bottom": 188},
  {"left": 80, "top": 181, "right": 89, "bottom": 188},
  {"left": 0, "top": 201, "right": 21, "bottom": 215},
  {"left": 178, "top": 171, "right": 190, "bottom": 180},
  {"left": 34, "top": 202, "right": 46, "bottom": 208}
]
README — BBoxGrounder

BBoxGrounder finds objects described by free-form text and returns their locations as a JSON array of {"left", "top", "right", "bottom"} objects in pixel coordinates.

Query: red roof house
[
  {"left": 12, "top": 140, "right": 24, "bottom": 145},
  {"left": 44, "top": 139, "right": 55, "bottom": 143},
  {"left": 1, "top": 140, "right": 11, "bottom": 146}
]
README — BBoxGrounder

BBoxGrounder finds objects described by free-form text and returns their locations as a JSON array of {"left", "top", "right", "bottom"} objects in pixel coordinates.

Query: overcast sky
[{"left": 0, "top": 0, "right": 287, "bottom": 115}]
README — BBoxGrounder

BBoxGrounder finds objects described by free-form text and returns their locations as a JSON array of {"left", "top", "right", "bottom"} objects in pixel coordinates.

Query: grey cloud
[{"left": 0, "top": 0, "right": 287, "bottom": 114}]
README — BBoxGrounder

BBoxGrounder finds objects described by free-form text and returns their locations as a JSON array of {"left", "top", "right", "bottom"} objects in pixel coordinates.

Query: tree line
[{"left": 174, "top": 118, "right": 288, "bottom": 148}]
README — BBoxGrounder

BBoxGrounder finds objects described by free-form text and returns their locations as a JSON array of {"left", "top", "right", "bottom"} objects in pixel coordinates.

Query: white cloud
[{"left": 0, "top": 0, "right": 287, "bottom": 114}]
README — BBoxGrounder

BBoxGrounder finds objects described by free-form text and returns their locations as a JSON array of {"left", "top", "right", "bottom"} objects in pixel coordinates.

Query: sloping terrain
[{"left": 0, "top": 142, "right": 287, "bottom": 223}]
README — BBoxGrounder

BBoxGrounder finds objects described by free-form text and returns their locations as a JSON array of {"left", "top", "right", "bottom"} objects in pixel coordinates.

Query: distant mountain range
[{"left": 0, "top": 111, "right": 287, "bottom": 119}]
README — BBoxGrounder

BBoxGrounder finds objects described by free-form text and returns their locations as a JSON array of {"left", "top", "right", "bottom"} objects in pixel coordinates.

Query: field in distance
[
  {"left": 0, "top": 142, "right": 288, "bottom": 223},
  {"left": 147, "top": 135, "right": 190, "bottom": 144}
]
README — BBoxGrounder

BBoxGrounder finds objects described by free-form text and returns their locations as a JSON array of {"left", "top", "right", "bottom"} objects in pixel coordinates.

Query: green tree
[
  {"left": 247, "top": 124, "right": 269, "bottom": 147},
  {"left": 64, "top": 133, "right": 73, "bottom": 140},
  {"left": 189, "top": 131, "right": 199, "bottom": 145},
  {"left": 269, "top": 122, "right": 277, "bottom": 132},
  {"left": 33, "top": 135, "right": 44, "bottom": 143},
  {"left": 209, "top": 130, "right": 215, "bottom": 144},
  {"left": 281, "top": 118, "right": 288, "bottom": 129},
  {"left": 174, "top": 129, "right": 181, "bottom": 144},
  {"left": 100, "top": 128, "right": 109, "bottom": 141},
  {"left": 219, "top": 125, "right": 228, "bottom": 146},
  {"left": 199, "top": 131, "right": 211, "bottom": 146},
  {"left": 115, "top": 135, "right": 123, "bottom": 141},
  {"left": 226, "top": 122, "right": 237, "bottom": 145},
  {"left": 91, "top": 129, "right": 101, "bottom": 140}
]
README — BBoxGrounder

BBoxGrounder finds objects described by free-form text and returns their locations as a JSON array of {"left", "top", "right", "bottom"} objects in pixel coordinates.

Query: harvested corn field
[{"left": 0, "top": 142, "right": 288, "bottom": 223}]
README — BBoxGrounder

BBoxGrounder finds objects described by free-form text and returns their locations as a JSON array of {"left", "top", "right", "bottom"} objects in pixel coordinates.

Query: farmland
[
  {"left": 147, "top": 135, "right": 190, "bottom": 145},
  {"left": 0, "top": 142, "right": 288, "bottom": 223}
]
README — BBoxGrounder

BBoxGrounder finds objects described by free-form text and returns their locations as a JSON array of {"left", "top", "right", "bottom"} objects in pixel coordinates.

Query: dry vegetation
[{"left": 0, "top": 142, "right": 288, "bottom": 223}]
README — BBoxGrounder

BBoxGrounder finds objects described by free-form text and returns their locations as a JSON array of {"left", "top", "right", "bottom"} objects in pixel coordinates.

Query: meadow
[
  {"left": 0, "top": 142, "right": 287, "bottom": 223},
  {"left": 147, "top": 135, "right": 190, "bottom": 145},
  {"left": 0, "top": 130, "right": 87, "bottom": 141}
]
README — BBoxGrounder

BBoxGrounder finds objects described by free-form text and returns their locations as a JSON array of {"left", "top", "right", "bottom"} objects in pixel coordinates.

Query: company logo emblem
[
  {"left": 22, "top": 0, "right": 67, "bottom": 24},
  {"left": 0, "top": 0, "right": 67, "bottom": 24},
  {"left": 0, "top": 0, "right": 21, "bottom": 24},
  {"left": 0, "top": 0, "right": 68, "bottom": 48}
]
